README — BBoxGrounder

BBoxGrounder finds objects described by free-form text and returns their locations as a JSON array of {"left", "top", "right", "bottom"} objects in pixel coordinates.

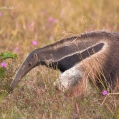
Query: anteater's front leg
[{"left": 54, "top": 65, "right": 90, "bottom": 96}]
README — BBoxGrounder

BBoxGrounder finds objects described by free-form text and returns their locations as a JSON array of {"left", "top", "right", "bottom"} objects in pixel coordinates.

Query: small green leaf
[
  {"left": 0, "top": 52, "right": 18, "bottom": 60},
  {"left": 0, "top": 67, "right": 6, "bottom": 79}
]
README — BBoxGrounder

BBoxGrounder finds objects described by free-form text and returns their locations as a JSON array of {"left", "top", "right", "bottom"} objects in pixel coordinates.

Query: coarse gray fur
[{"left": 10, "top": 31, "right": 119, "bottom": 95}]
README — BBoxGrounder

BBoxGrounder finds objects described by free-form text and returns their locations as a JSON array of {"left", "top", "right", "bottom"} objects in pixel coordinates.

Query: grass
[{"left": 0, "top": 0, "right": 119, "bottom": 118}]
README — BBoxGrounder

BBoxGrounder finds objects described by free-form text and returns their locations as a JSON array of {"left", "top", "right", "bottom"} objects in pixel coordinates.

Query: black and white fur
[{"left": 10, "top": 31, "right": 119, "bottom": 95}]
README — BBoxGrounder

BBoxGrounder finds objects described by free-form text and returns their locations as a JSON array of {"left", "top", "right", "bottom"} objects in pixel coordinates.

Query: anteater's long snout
[
  {"left": 10, "top": 67, "right": 24, "bottom": 91},
  {"left": 10, "top": 52, "right": 39, "bottom": 91}
]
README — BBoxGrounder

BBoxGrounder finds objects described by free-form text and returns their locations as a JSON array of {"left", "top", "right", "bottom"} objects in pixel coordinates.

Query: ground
[{"left": 0, "top": 0, "right": 119, "bottom": 119}]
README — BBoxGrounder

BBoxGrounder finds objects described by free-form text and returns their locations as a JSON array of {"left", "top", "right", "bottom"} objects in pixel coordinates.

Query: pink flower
[
  {"left": 75, "top": 91, "right": 78, "bottom": 94},
  {"left": 1, "top": 62, "right": 6, "bottom": 67},
  {"left": 15, "top": 47, "right": 19, "bottom": 51},
  {"left": 105, "top": 29, "right": 110, "bottom": 32},
  {"left": 0, "top": 12, "right": 2, "bottom": 17},
  {"left": 48, "top": 17, "right": 57, "bottom": 24},
  {"left": 102, "top": 90, "right": 108, "bottom": 96},
  {"left": 26, "top": 21, "right": 35, "bottom": 31},
  {"left": 32, "top": 40, "right": 37, "bottom": 46}
]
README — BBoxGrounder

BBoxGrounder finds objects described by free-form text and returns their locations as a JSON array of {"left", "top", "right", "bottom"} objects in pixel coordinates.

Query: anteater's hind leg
[{"left": 112, "top": 70, "right": 119, "bottom": 91}]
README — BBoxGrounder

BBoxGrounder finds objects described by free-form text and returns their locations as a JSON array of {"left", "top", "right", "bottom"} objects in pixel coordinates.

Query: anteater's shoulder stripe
[
  {"left": 39, "top": 31, "right": 115, "bottom": 53},
  {"left": 39, "top": 31, "right": 114, "bottom": 69},
  {"left": 53, "top": 42, "right": 105, "bottom": 72}
]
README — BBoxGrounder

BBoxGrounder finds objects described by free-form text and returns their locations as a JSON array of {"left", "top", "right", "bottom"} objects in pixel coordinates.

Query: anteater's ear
[{"left": 34, "top": 53, "right": 38, "bottom": 60}]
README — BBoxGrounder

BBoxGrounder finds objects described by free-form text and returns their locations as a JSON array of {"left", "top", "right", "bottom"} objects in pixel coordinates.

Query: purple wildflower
[
  {"left": 32, "top": 40, "right": 37, "bottom": 46},
  {"left": 26, "top": 21, "right": 35, "bottom": 32},
  {"left": 15, "top": 47, "right": 19, "bottom": 51},
  {"left": 48, "top": 17, "right": 57, "bottom": 24},
  {"left": 1, "top": 62, "right": 6, "bottom": 67},
  {"left": 0, "top": 12, "right": 2, "bottom": 17},
  {"left": 105, "top": 29, "right": 110, "bottom": 32},
  {"left": 75, "top": 91, "right": 78, "bottom": 94},
  {"left": 102, "top": 90, "right": 108, "bottom": 96}
]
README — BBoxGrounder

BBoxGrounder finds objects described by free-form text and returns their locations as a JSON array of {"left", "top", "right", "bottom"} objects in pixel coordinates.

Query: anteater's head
[{"left": 10, "top": 51, "right": 39, "bottom": 91}]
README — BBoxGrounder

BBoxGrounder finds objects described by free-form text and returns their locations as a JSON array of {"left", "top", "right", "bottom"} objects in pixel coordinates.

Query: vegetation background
[{"left": 0, "top": 0, "right": 119, "bottom": 118}]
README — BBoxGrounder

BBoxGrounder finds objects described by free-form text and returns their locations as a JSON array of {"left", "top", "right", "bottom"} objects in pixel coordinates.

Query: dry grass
[{"left": 0, "top": 0, "right": 119, "bottom": 118}]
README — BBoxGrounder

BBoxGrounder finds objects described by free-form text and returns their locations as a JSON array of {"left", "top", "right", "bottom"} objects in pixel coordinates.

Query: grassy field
[{"left": 0, "top": 0, "right": 119, "bottom": 118}]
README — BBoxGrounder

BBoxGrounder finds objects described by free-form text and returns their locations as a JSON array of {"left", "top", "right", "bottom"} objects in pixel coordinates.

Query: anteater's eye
[{"left": 28, "top": 62, "right": 32, "bottom": 66}]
